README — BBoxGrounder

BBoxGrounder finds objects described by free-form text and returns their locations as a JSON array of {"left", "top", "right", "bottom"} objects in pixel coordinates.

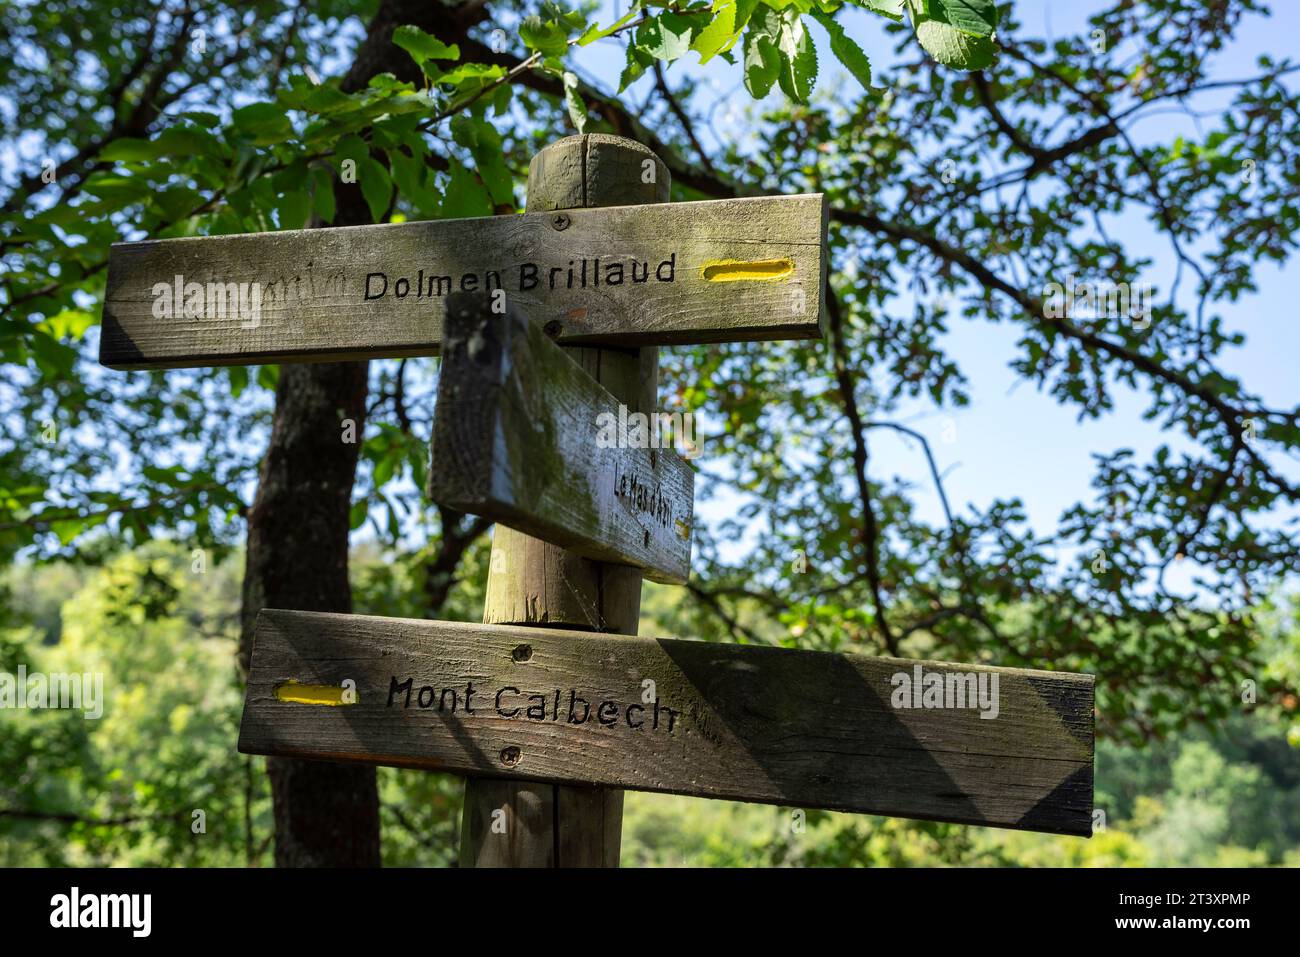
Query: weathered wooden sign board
[
  {"left": 238, "top": 609, "right": 1095, "bottom": 836},
  {"left": 99, "top": 193, "right": 827, "bottom": 369},
  {"left": 429, "top": 294, "right": 693, "bottom": 584}
]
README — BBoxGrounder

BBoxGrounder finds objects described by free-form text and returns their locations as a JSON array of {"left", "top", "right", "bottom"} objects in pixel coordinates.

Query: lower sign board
[{"left": 238, "top": 609, "right": 1095, "bottom": 836}]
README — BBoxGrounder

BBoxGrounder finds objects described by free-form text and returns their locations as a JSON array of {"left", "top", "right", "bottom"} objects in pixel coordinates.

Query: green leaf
[
  {"left": 367, "top": 73, "right": 416, "bottom": 94},
  {"left": 334, "top": 133, "right": 369, "bottom": 164},
  {"left": 383, "top": 492, "right": 401, "bottom": 540},
  {"left": 27, "top": 329, "right": 77, "bottom": 378},
  {"left": 449, "top": 115, "right": 514, "bottom": 207},
  {"left": 811, "top": 10, "right": 871, "bottom": 89},
  {"left": 436, "top": 64, "right": 509, "bottom": 116},
  {"left": 637, "top": 12, "right": 701, "bottom": 63},
  {"left": 50, "top": 518, "right": 85, "bottom": 547},
  {"left": 742, "top": 11, "right": 782, "bottom": 97},
  {"left": 373, "top": 448, "right": 397, "bottom": 489},
  {"left": 619, "top": 45, "right": 655, "bottom": 91},
  {"left": 278, "top": 77, "right": 354, "bottom": 114},
  {"left": 228, "top": 365, "right": 249, "bottom": 398},
  {"left": 913, "top": 14, "right": 998, "bottom": 70},
  {"left": 851, "top": 0, "right": 905, "bottom": 20},
  {"left": 100, "top": 138, "right": 165, "bottom": 162},
  {"left": 386, "top": 149, "right": 438, "bottom": 213},
  {"left": 392, "top": 25, "right": 461, "bottom": 63},
  {"left": 310, "top": 165, "right": 336, "bottom": 223},
  {"left": 152, "top": 186, "right": 204, "bottom": 221},
  {"left": 156, "top": 125, "right": 228, "bottom": 160},
  {"left": 81, "top": 174, "right": 152, "bottom": 203},
  {"left": 231, "top": 102, "right": 292, "bottom": 144},
  {"left": 408, "top": 441, "right": 429, "bottom": 493},
  {"left": 578, "top": 6, "right": 641, "bottom": 46},
  {"left": 436, "top": 62, "right": 507, "bottom": 86},
  {"left": 931, "top": 0, "right": 998, "bottom": 37},
  {"left": 38, "top": 309, "right": 95, "bottom": 341},
  {"left": 31, "top": 203, "right": 90, "bottom": 226},
  {"left": 563, "top": 72, "right": 588, "bottom": 133},
  {"left": 357, "top": 157, "right": 393, "bottom": 221},
  {"left": 776, "top": 10, "right": 817, "bottom": 101},
  {"left": 142, "top": 464, "right": 186, "bottom": 485},
  {"left": 490, "top": 83, "right": 514, "bottom": 117},
  {"left": 181, "top": 111, "right": 221, "bottom": 127},
  {"left": 692, "top": 0, "right": 759, "bottom": 64},
  {"left": 275, "top": 190, "right": 311, "bottom": 230},
  {"left": 440, "top": 159, "right": 493, "bottom": 219},
  {"left": 520, "top": 15, "right": 571, "bottom": 57},
  {"left": 349, "top": 499, "right": 369, "bottom": 530}
]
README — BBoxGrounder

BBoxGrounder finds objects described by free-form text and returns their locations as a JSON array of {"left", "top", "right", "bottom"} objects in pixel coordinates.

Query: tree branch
[
  {"left": 652, "top": 61, "right": 716, "bottom": 177},
  {"left": 826, "top": 287, "right": 898, "bottom": 656}
]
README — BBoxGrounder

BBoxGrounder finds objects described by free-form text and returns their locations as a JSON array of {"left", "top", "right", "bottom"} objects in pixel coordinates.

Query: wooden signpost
[
  {"left": 428, "top": 294, "right": 694, "bottom": 584},
  {"left": 101, "top": 133, "right": 1096, "bottom": 866}
]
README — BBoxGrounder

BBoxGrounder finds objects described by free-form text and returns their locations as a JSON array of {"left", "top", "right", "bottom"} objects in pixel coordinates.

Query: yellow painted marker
[
  {"left": 700, "top": 258, "right": 795, "bottom": 282},
  {"left": 274, "top": 680, "right": 355, "bottom": 706}
]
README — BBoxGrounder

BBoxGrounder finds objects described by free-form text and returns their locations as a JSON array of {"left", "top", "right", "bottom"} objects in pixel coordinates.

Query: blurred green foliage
[{"left": 3, "top": 545, "right": 1296, "bottom": 867}]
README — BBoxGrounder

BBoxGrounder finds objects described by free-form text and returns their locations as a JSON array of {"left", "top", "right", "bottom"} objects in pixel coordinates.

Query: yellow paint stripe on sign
[
  {"left": 274, "top": 680, "right": 354, "bottom": 706},
  {"left": 700, "top": 258, "right": 796, "bottom": 282}
]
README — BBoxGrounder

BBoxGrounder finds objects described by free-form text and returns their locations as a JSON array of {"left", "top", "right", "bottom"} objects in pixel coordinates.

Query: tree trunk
[
  {"left": 238, "top": 0, "right": 492, "bottom": 867},
  {"left": 239, "top": 356, "right": 376, "bottom": 867}
]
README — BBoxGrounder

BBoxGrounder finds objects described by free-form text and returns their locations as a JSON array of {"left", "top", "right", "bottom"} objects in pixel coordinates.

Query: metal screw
[
  {"left": 500, "top": 746, "right": 521, "bottom": 767},
  {"left": 551, "top": 212, "right": 570, "bottom": 230},
  {"left": 543, "top": 320, "right": 562, "bottom": 339},
  {"left": 512, "top": 644, "right": 533, "bottom": 663}
]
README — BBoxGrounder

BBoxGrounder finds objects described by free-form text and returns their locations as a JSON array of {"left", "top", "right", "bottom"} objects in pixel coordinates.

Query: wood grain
[
  {"left": 461, "top": 134, "right": 668, "bottom": 868},
  {"left": 429, "top": 292, "right": 693, "bottom": 585},
  {"left": 99, "top": 193, "right": 827, "bottom": 369},
  {"left": 238, "top": 609, "right": 1096, "bottom": 837}
]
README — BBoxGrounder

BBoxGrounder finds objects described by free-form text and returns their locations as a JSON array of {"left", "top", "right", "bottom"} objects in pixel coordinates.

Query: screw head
[
  {"left": 500, "top": 746, "right": 522, "bottom": 767},
  {"left": 551, "top": 212, "right": 570, "bottom": 230},
  {"left": 512, "top": 644, "right": 533, "bottom": 663},
  {"left": 542, "top": 320, "right": 562, "bottom": 339}
]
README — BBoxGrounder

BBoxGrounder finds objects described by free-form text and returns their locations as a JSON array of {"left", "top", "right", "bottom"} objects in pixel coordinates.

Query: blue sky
[
  {"left": 10, "top": 1, "right": 1293, "bottom": 596},
  {"left": 559, "top": 0, "right": 1299, "bottom": 589}
]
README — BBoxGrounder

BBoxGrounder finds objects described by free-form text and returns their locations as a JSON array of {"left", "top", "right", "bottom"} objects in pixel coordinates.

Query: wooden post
[{"left": 458, "top": 134, "right": 669, "bottom": 867}]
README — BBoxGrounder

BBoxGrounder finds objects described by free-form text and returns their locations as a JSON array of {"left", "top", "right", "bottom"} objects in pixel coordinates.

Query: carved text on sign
[
  {"left": 385, "top": 676, "right": 681, "bottom": 733},
  {"left": 362, "top": 254, "right": 680, "bottom": 302}
]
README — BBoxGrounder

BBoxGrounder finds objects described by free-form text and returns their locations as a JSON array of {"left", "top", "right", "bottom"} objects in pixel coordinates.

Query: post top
[
  {"left": 538, "top": 132, "right": 660, "bottom": 157},
  {"left": 527, "top": 133, "right": 670, "bottom": 211}
]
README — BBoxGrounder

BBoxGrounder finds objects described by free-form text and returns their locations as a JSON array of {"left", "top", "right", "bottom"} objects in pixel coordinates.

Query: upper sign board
[{"left": 100, "top": 194, "right": 828, "bottom": 369}]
